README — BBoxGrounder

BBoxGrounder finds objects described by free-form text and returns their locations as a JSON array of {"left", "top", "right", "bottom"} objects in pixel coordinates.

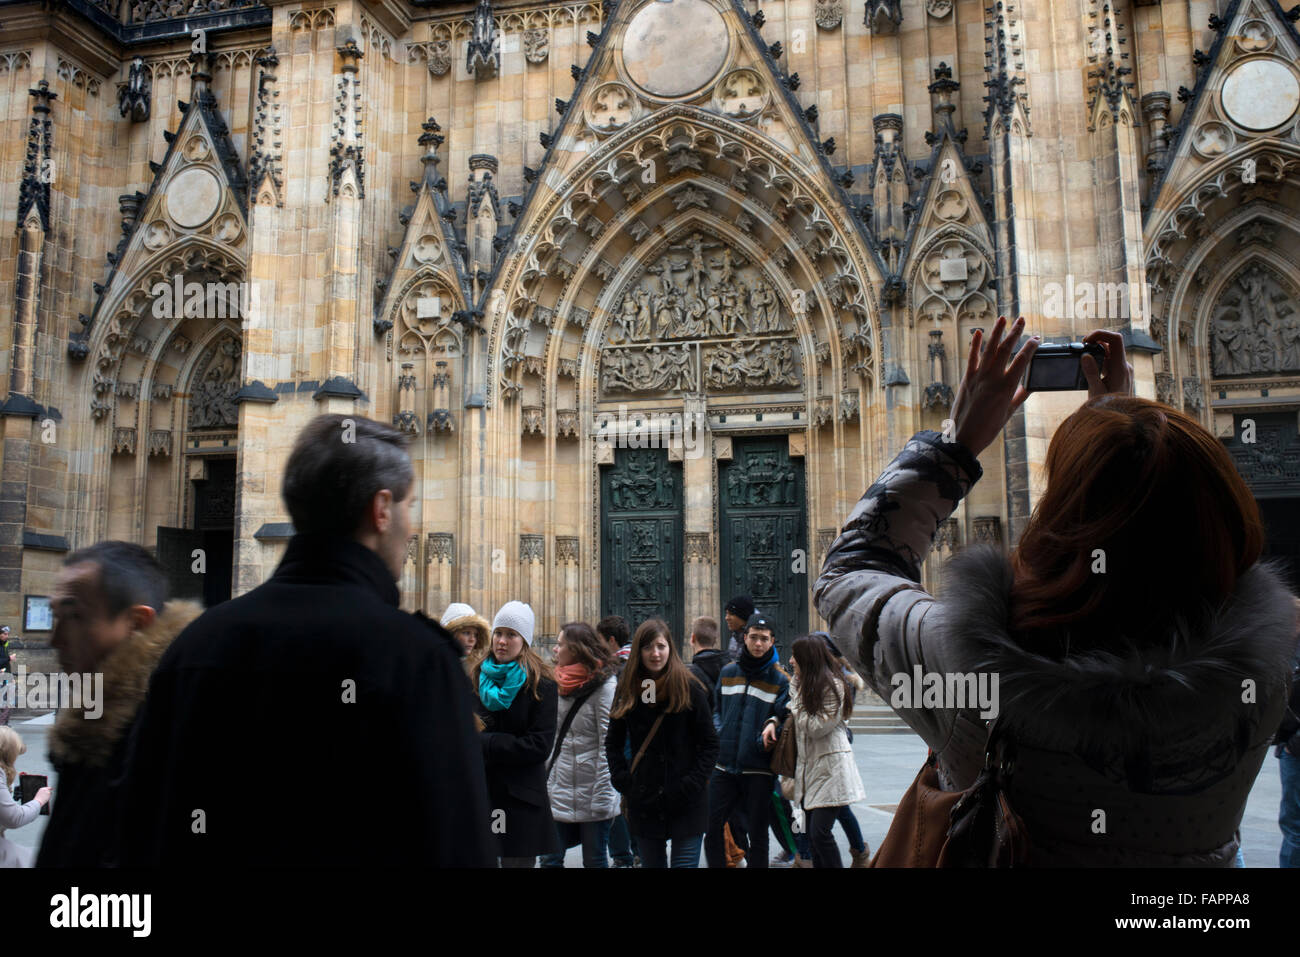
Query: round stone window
[
  {"left": 622, "top": 0, "right": 730, "bottom": 99},
  {"left": 1221, "top": 59, "right": 1300, "bottom": 132}
]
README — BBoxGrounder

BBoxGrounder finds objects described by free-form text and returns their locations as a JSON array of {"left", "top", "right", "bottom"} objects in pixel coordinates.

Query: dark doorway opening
[
  {"left": 1258, "top": 497, "right": 1300, "bottom": 591},
  {"left": 157, "top": 456, "right": 236, "bottom": 607}
]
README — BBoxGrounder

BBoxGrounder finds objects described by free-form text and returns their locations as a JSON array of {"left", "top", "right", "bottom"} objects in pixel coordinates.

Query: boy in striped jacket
[{"left": 703, "top": 612, "right": 790, "bottom": 868}]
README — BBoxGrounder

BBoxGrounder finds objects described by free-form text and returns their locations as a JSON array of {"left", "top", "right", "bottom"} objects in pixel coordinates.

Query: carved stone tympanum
[
  {"left": 189, "top": 336, "right": 241, "bottom": 429},
  {"left": 599, "top": 232, "right": 801, "bottom": 396},
  {"left": 1210, "top": 264, "right": 1300, "bottom": 377}
]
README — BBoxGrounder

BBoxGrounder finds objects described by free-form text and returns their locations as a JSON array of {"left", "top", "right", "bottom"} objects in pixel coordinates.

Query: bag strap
[
  {"left": 630, "top": 713, "right": 668, "bottom": 775},
  {"left": 547, "top": 685, "right": 599, "bottom": 776}
]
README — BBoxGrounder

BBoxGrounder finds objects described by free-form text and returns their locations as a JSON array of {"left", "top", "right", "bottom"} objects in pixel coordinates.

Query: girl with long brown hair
[
  {"left": 815, "top": 319, "right": 1298, "bottom": 866},
  {"left": 605, "top": 618, "right": 719, "bottom": 867},
  {"left": 786, "top": 635, "right": 865, "bottom": 868}
]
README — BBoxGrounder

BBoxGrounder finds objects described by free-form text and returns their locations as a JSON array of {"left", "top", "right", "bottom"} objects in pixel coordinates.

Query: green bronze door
[
  {"left": 719, "top": 437, "right": 808, "bottom": 660},
  {"left": 600, "top": 447, "right": 685, "bottom": 646}
]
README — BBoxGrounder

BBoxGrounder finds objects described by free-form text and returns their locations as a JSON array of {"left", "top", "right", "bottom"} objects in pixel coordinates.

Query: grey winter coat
[
  {"left": 547, "top": 671, "right": 619, "bottom": 823},
  {"left": 814, "top": 429, "right": 1300, "bottom": 867}
]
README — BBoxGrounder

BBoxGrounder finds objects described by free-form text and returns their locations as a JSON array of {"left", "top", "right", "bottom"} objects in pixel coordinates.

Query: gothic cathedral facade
[{"left": 2, "top": 0, "right": 1299, "bottom": 654}]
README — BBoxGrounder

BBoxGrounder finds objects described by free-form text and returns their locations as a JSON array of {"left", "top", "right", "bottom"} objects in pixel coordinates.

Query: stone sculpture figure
[
  {"left": 1282, "top": 310, "right": 1300, "bottom": 370},
  {"left": 634, "top": 289, "right": 653, "bottom": 340},
  {"left": 705, "top": 294, "right": 724, "bottom": 336}
]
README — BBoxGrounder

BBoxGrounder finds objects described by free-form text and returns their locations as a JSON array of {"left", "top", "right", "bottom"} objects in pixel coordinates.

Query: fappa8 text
[{"left": 1197, "top": 893, "right": 1249, "bottom": 905}]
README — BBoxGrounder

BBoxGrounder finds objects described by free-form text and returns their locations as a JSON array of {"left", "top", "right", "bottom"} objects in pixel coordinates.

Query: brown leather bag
[
  {"left": 871, "top": 722, "right": 1030, "bottom": 868},
  {"left": 769, "top": 717, "right": 797, "bottom": 778}
]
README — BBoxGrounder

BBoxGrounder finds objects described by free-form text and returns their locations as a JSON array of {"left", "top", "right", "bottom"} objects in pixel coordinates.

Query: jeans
[
  {"left": 608, "top": 813, "right": 635, "bottom": 865},
  {"left": 537, "top": 819, "right": 612, "bottom": 868},
  {"left": 705, "top": 772, "right": 773, "bottom": 868},
  {"left": 1281, "top": 749, "right": 1300, "bottom": 868},
  {"left": 636, "top": 834, "right": 703, "bottom": 868},
  {"left": 837, "top": 805, "right": 866, "bottom": 853},
  {"left": 806, "top": 806, "right": 843, "bottom": 868}
]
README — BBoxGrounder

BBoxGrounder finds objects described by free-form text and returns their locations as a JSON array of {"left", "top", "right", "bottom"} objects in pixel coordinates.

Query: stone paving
[{"left": 4, "top": 715, "right": 1287, "bottom": 867}]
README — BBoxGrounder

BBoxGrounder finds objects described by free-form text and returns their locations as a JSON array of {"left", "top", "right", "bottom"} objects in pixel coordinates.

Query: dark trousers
[
  {"left": 806, "top": 806, "right": 844, "bottom": 868},
  {"left": 608, "top": 812, "right": 635, "bottom": 865},
  {"left": 705, "top": 772, "right": 773, "bottom": 868}
]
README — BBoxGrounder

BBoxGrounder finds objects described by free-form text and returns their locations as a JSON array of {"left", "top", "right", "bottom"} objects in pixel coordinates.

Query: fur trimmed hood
[
  {"left": 442, "top": 612, "right": 491, "bottom": 658},
  {"left": 49, "top": 600, "right": 203, "bottom": 769},
  {"left": 939, "top": 545, "right": 1300, "bottom": 756}
]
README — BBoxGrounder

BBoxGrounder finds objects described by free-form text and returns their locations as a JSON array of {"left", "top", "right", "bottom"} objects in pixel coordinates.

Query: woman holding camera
[
  {"left": 0, "top": 728, "right": 50, "bottom": 867},
  {"left": 815, "top": 319, "right": 1299, "bottom": 866}
]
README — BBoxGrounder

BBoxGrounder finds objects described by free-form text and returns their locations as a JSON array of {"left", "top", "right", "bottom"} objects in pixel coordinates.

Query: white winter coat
[
  {"left": 789, "top": 676, "right": 866, "bottom": 810},
  {"left": 546, "top": 673, "right": 619, "bottom": 822}
]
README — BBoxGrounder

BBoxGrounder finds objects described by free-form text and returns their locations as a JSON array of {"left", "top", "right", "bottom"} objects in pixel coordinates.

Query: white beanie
[
  {"left": 440, "top": 603, "right": 477, "bottom": 628},
  {"left": 492, "top": 601, "right": 536, "bottom": 646}
]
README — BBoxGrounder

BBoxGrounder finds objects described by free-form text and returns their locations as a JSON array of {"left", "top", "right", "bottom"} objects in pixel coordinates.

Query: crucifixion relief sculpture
[{"left": 600, "top": 233, "right": 801, "bottom": 395}]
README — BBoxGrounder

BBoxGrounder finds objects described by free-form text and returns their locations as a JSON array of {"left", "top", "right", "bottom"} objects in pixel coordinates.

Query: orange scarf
[{"left": 556, "top": 663, "right": 593, "bottom": 696}]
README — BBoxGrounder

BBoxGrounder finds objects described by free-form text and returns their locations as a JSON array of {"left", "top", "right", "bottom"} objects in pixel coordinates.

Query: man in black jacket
[
  {"left": 723, "top": 596, "right": 754, "bottom": 663},
  {"left": 687, "top": 616, "right": 726, "bottom": 692},
  {"left": 118, "top": 414, "right": 494, "bottom": 867}
]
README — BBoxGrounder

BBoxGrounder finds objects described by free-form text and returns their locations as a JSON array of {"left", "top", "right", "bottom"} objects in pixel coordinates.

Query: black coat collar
[{"left": 273, "top": 534, "right": 400, "bottom": 607}]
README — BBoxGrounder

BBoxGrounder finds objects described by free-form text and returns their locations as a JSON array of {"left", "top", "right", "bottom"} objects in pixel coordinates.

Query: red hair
[{"left": 1010, "top": 395, "right": 1264, "bottom": 653}]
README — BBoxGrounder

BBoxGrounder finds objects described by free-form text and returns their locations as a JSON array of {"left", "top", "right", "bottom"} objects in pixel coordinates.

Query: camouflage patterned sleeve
[{"left": 812, "top": 430, "right": 983, "bottom": 766}]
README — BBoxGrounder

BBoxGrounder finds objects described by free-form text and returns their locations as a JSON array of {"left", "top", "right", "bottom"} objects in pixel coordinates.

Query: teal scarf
[{"left": 479, "top": 658, "right": 528, "bottom": 711}]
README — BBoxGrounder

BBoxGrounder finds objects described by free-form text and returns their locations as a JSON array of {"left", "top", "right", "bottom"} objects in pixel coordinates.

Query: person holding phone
[
  {"left": 472, "top": 601, "right": 560, "bottom": 867},
  {"left": 0, "top": 728, "right": 50, "bottom": 867},
  {"left": 606, "top": 619, "right": 719, "bottom": 868},
  {"left": 815, "top": 319, "right": 1299, "bottom": 866}
]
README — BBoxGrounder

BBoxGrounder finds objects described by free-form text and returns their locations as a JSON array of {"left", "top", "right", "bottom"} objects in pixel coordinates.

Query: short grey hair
[{"left": 281, "top": 415, "right": 414, "bottom": 538}]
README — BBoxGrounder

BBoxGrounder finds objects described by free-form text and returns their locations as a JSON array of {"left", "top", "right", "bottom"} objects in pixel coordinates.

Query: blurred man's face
[
  {"left": 724, "top": 612, "right": 745, "bottom": 632},
  {"left": 375, "top": 487, "right": 415, "bottom": 580},
  {"left": 51, "top": 562, "right": 136, "bottom": 674}
]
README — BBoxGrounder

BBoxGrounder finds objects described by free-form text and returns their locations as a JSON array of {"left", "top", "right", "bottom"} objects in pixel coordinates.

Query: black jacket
[
  {"left": 605, "top": 678, "right": 719, "bottom": 840},
  {"left": 474, "top": 673, "right": 560, "bottom": 858},
  {"left": 687, "top": 648, "right": 726, "bottom": 693},
  {"left": 118, "top": 534, "right": 494, "bottom": 867}
]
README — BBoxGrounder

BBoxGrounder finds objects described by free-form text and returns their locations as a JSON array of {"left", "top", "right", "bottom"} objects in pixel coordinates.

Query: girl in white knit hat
[{"left": 470, "top": 601, "right": 560, "bottom": 867}]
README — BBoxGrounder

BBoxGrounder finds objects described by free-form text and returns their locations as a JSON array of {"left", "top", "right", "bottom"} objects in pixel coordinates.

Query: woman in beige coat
[{"left": 787, "top": 634, "right": 866, "bottom": 868}]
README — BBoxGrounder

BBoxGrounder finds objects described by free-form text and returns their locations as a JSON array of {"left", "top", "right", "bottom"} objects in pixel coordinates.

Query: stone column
[
  {"left": 426, "top": 532, "right": 455, "bottom": 617},
  {"left": 682, "top": 392, "right": 717, "bottom": 645},
  {"left": 556, "top": 536, "right": 579, "bottom": 626},
  {"left": 325, "top": 32, "right": 364, "bottom": 383}
]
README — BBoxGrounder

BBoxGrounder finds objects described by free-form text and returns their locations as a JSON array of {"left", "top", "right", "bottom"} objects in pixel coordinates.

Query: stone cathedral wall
[{"left": 0, "top": 0, "right": 1297, "bottom": 652}]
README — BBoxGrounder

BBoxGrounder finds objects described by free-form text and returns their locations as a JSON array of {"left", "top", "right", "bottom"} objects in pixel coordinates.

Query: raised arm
[{"left": 814, "top": 316, "right": 1039, "bottom": 772}]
